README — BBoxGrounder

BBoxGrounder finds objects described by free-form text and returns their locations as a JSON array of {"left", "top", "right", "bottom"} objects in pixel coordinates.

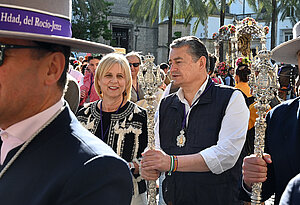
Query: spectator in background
[
  {"left": 68, "top": 63, "right": 84, "bottom": 86},
  {"left": 80, "top": 59, "right": 88, "bottom": 75},
  {"left": 78, "top": 56, "right": 84, "bottom": 63},
  {"left": 277, "top": 64, "right": 298, "bottom": 101},
  {"left": 210, "top": 70, "right": 222, "bottom": 84},
  {"left": 160, "top": 63, "right": 171, "bottom": 85},
  {"left": 79, "top": 55, "right": 102, "bottom": 108},
  {"left": 126, "top": 52, "right": 145, "bottom": 103},
  {"left": 234, "top": 57, "right": 253, "bottom": 105},
  {"left": 225, "top": 67, "right": 235, "bottom": 86}
]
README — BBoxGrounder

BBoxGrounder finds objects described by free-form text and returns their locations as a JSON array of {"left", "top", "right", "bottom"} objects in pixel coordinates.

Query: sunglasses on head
[
  {"left": 0, "top": 43, "right": 42, "bottom": 66},
  {"left": 129, "top": 62, "right": 140, "bottom": 67}
]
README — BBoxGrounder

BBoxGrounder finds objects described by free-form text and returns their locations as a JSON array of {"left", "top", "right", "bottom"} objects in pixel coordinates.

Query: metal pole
[
  {"left": 135, "top": 35, "right": 138, "bottom": 50},
  {"left": 243, "top": 0, "right": 245, "bottom": 17},
  {"left": 134, "top": 27, "right": 139, "bottom": 51}
]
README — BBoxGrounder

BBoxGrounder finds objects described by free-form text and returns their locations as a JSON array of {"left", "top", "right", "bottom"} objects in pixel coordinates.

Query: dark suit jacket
[
  {"left": 240, "top": 97, "right": 300, "bottom": 205},
  {"left": 0, "top": 106, "right": 133, "bottom": 205},
  {"left": 280, "top": 173, "right": 300, "bottom": 205}
]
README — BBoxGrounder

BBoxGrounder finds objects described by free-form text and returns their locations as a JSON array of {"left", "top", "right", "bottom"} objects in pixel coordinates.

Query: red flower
[{"left": 263, "top": 26, "right": 269, "bottom": 34}]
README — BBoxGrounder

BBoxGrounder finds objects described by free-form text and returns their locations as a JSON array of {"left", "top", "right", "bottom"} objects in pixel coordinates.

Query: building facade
[
  {"left": 102, "top": 0, "right": 296, "bottom": 65},
  {"left": 105, "top": 0, "right": 158, "bottom": 61}
]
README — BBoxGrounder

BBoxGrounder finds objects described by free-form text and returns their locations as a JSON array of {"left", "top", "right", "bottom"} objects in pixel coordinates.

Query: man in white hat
[
  {"left": 0, "top": 0, "right": 133, "bottom": 204},
  {"left": 240, "top": 22, "right": 300, "bottom": 204}
]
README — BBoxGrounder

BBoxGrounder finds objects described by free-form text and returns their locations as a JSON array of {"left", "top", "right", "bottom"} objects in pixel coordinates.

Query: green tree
[
  {"left": 72, "top": 0, "right": 113, "bottom": 42},
  {"left": 129, "top": 0, "right": 201, "bottom": 51},
  {"left": 219, "top": 0, "right": 226, "bottom": 61},
  {"left": 176, "top": 0, "right": 211, "bottom": 34},
  {"left": 180, "top": 0, "right": 227, "bottom": 60}
]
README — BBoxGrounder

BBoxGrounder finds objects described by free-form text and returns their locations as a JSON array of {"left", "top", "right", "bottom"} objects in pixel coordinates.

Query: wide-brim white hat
[
  {"left": 271, "top": 21, "right": 300, "bottom": 65},
  {"left": 0, "top": 0, "right": 114, "bottom": 54}
]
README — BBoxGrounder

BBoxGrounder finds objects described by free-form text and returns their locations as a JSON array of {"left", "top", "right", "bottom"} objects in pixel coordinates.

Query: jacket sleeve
[
  {"left": 56, "top": 156, "right": 133, "bottom": 205},
  {"left": 280, "top": 174, "right": 300, "bottom": 205}
]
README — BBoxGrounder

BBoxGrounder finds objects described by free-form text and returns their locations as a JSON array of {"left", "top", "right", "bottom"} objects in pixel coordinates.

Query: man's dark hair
[
  {"left": 170, "top": 36, "right": 208, "bottom": 63},
  {"left": 87, "top": 55, "right": 102, "bottom": 63},
  {"left": 33, "top": 41, "right": 71, "bottom": 91},
  {"left": 160, "top": 63, "right": 169, "bottom": 70}
]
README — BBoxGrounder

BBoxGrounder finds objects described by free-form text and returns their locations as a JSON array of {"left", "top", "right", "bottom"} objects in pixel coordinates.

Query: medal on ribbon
[
  {"left": 175, "top": 81, "right": 213, "bottom": 148},
  {"left": 176, "top": 129, "right": 186, "bottom": 147}
]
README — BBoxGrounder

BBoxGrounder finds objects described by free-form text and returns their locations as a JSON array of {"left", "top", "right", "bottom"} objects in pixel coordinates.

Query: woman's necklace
[
  {"left": 100, "top": 98, "right": 124, "bottom": 141},
  {"left": 0, "top": 106, "right": 65, "bottom": 180},
  {"left": 176, "top": 81, "right": 213, "bottom": 147}
]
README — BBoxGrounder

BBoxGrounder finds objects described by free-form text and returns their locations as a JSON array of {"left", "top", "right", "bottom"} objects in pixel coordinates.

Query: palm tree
[
  {"left": 180, "top": 0, "right": 226, "bottom": 60},
  {"left": 176, "top": 0, "right": 211, "bottom": 34},
  {"left": 72, "top": 0, "right": 113, "bottom": 41},
  {"left": 247, "top": 0, "right": 300, "bottom": 49},
  {"left": 129, "top": 0, "right": 204, "bottom": 52},
  {"left": 219, "top": 0, "right": 226, "bottom": 61}
]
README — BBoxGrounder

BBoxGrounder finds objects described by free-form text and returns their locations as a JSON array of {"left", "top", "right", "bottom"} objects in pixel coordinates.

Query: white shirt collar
[
  {"left": 0, "top": 99, "right": 64, "bottom": 142},
  {"left": 177, "top": 75, "right": 209, "bottom": 107}
]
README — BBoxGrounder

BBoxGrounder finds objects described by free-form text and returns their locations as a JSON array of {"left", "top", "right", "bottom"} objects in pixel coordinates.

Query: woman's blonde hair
[{"left": 94, "top": 53, "right": 132, "bottom": 101}]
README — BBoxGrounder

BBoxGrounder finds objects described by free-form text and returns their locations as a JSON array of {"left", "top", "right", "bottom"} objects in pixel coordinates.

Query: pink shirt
[
  {"left": 0, "top": 99, "right": 63, "bottom": 165},
  {"left": 69, "top": 68, "right": 84, "bottom": 86},
  {"left": 80, "top": 72, "right": 100, "bottom": 105}
]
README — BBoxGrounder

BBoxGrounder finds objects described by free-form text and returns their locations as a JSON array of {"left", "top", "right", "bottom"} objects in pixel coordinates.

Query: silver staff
[
  {"left": 248, "top": 50, "right": 278, "bottom": 205},
  {"left": 138, "top": 54, "right": 162, "bottom": 205}
]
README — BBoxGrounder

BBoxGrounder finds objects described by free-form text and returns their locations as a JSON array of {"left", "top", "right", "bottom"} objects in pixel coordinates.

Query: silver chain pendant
[{"left": 176, "top": 129, "right": 186, "bottom": 147}]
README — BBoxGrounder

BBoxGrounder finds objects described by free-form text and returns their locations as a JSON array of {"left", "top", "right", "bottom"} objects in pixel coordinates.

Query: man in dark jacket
[
  {"left": 0, "top": 0, "right": 133, "bottom": 204},
  {"left": 141, "top": 36, "right": 249, "bottom": 205}
]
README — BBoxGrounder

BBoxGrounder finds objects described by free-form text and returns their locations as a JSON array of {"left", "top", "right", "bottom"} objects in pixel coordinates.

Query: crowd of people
[{"left": 1, "top": 0, "right": 300, "bottom": 205}]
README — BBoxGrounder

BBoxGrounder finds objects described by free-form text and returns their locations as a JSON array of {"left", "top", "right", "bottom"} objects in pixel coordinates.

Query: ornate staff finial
[
  {"left": 249, "top": 49, "right": 278, "bottom": 205},
  {"left": 138, "top": 54, "right": 162, "bottom": 205}
]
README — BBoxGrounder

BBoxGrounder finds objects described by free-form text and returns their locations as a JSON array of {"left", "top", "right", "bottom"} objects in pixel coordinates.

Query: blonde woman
[{"left": 77, "top": 53, "right": 148, "bottom": 205}]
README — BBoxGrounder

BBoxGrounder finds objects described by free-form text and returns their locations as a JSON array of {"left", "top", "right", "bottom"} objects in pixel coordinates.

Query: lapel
[
  {"left": 282, "top": 97, "right": 300, "bottom": 174},
  {"left": 0, "top": 107, "right": 72, "bottom": 173}
]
